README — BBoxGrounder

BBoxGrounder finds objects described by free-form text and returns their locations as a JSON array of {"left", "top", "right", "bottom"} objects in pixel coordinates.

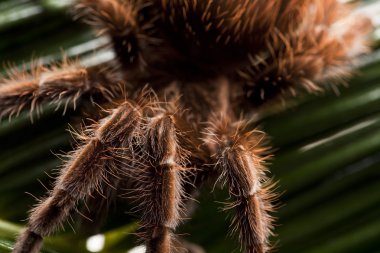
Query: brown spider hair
[{"left": 0, "top": 0, "right": 372, "bottom": 253}]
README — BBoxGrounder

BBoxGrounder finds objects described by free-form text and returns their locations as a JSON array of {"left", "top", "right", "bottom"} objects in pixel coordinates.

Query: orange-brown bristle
[{"left": 237, "top": 0, "right": 372, "bottom": 107}]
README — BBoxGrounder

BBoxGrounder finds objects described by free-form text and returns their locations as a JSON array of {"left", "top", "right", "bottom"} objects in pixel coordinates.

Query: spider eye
[
  {"left": 113, "top": 34, "right": 140, "bottom": 67},
  {"left": 243, "top": 74, "right": 290, "bottom": 106}
]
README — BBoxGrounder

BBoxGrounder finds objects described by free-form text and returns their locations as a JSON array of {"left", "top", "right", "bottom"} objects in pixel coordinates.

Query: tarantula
[{"left": 1, "top": 0, "right": 371, "bottom": 252}]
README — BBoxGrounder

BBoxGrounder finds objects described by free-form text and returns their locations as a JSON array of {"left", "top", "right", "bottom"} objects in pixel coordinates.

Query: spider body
[{"left": 0, "top": 0, "right": 371, "bottom": 253}]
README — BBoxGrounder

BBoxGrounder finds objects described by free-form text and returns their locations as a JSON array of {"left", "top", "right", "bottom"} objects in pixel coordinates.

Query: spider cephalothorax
[{"left": 0, "top": 0, "right": 371, "bottom": 253}]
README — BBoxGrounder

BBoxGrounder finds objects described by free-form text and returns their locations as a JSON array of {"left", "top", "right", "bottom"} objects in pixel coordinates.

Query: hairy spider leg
[
  {"left": 75, "top": 0, "right": 156, "bottom": 69},
  {"left": 12, "top": 100, "right": 141, "bottom": 253},
  {"left": 138, "top": 113, "right": 187, "bottom": 253},
  {"left": 206, "top": 114, "right": 275, "bottom": 253},
  {"left": 240, "top": 0, "right": 372, "bottom": 107},
  {"left": 0, "top": 61, "right": 123, "bottom": 120},
  {"left": 200, "top": 80, "right": 275, "bottom": 253}
]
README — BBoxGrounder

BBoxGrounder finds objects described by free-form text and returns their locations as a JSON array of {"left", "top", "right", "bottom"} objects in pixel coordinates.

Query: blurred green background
[{"left": 1, "top": 0, "right": 380, "bottom": 252}]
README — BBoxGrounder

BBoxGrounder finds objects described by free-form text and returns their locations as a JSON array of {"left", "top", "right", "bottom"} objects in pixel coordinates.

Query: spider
[{"left": 0, "top": 0, "right": 371, "bottom": 253}]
